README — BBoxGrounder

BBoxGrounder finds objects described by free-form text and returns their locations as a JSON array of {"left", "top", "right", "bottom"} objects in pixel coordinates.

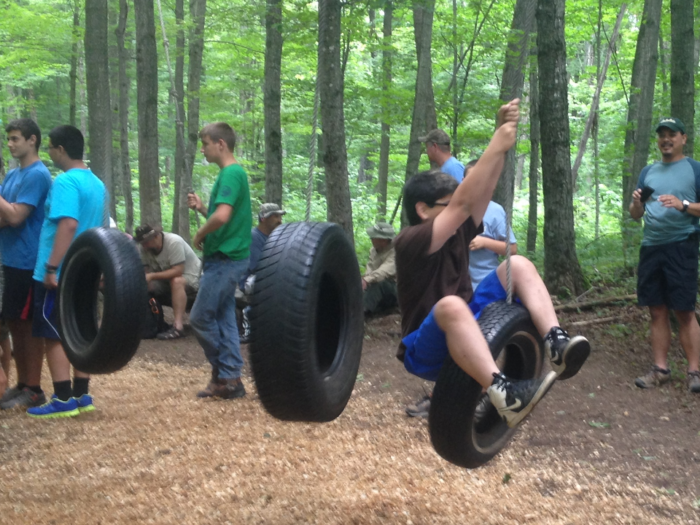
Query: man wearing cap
[
  {"left": 237, "top": 203, "right": 286, "bottom": 342},
  {"left": 362, "top": 222, "right": 398, "bottom": 317},
  {"left": 630, "top": 117, "right": 700, "bottom": 393},
  {"left": 419, "top": 129, "right": 465, "bottom": 183},
  {"left": 135, "top": 225, "right": 202, "bottom": 340}
]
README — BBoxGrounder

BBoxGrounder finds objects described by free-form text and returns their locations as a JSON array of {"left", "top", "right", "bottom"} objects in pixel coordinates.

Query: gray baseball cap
[
  {"left": 259, "top": 203, "right": 287, "bottom": 219},
  {"left": 418, "top": 129, "right": 451, "bottom": 146}
]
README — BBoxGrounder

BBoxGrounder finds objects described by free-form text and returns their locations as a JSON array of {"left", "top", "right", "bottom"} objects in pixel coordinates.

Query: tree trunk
[
  {"left": 85, "top": 0, "right": 115, "bottom": 216},
  {"left": 69, "top": 1, "right": 80, "bottom": 127},
  {"left": 537, "top": 0, "right": 586, "bottom": 297},
  {"left": 185, "top": 0, "right": 207, "bottom": 208},
  {"left": 404, "top": 0, "right": 437, "bottom": 198},
  {"left": 172, "top": 0, "right": 187, "bottom": 237},
  {"left": 594, "top": 0, "right": 601, "bottom": 240},
  {"left": 377, "top": 0, "right": 392, "bottom": 221},
  {"left": 134, "top": 0, "right": 162, "bottom": 227},
  {"left": 571, "top": 4, "right": 626, "bottom": 186},
  {"left": 671, "top": 0, "right": 695, "bottom": 156},
  {"left": 116, "top": 0, "right": 134, "bottom": 234},
  {"left": 621, "top": 0, "right": 662, "bottom": 213},
  {"left": 493, "top": 0, "right": 536, "bottom": 209},
  {"left": 318, "top": 0, "right": 354, "bottom": 242},
  {"left": 526, "top": 42, "right": 539, "bottom": 255},
  {"left": 264, "top": 0, "right": 283, "bottom": 205}
]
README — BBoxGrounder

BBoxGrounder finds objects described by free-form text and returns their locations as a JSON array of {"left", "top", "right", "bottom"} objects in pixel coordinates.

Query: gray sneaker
[
  {"left": 0, "top": 385, "right": 22, "bottom": 405},
  {"left": 1, "top": 387, "right": 46, "bottom": 410},
  {"left": 687, "top": 371, "right": 700, "bottom": 393},
  {"left": 406, "top": 395, "right": 431, "bottom": 418},
  {"left": 634, "top": 365, "right": 671, "bottom": 389}
]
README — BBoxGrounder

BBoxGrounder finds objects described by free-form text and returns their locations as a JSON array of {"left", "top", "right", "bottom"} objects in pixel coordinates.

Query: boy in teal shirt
[{"left": 188, "top": 123, "right": 252, "bottom": 399}]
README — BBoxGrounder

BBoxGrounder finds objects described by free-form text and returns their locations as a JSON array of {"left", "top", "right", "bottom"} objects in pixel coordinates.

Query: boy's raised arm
[{"left": 428, "top": 99, "right": 520, "bottom": 254}]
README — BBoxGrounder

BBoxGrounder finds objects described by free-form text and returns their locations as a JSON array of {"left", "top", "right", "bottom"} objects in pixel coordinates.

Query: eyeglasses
[{"left": 432, "top": 201, "right": 450, "bottom": 207}]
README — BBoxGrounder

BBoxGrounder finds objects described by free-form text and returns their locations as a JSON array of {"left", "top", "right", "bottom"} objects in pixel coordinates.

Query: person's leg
[
  {"left": 493, "top": 257, "right": 590, "bottom": 380},
  {"left": 8, "top": 320, "right": 43, "bottom": 388},
  {"left": 363, "top": 282, "right": 384, "bottom": 315},
  {"left": 674, "top": 310, "right": 700, "bottom": 372},
  {"left": 0, "top": 330, "right": 11, "bottom": 380},
  {"left": 26, "top": 338, "right": 79, "bottom": 418},
  {"left": 649, "top": 305, "right": 671, "bottom": 369},
  {"left": 214, "top": 259, "right": 248, "bottom": 382},
  {"left": 169, "top": 276, "right": 187, "bottom": 332},
  {"left": 190, "top": 261, "right": 225, "bottom": 371}
]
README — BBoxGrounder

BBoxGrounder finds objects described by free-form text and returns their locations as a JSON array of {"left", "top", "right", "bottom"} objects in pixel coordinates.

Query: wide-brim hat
[{"left": 366, "top": 222, "right": 396, "bottom": 240}]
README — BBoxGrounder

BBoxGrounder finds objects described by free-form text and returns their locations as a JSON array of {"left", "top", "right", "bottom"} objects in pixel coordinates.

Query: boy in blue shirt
[
  {"left": 0, "top": 118, "right": 52, "bottom": 410},
  {"left": 28, "top": 125, "right": 107, "bottom": 418}
]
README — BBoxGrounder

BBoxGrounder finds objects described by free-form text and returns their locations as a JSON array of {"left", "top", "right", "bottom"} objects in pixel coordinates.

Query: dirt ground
[{"left": 1, "top": 303, "right": 699, "bottom": 524}]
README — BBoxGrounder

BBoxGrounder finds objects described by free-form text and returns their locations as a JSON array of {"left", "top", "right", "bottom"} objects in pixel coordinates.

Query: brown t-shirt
[{"left": 394, "top": 217, "right": 482, "bottom": 360}]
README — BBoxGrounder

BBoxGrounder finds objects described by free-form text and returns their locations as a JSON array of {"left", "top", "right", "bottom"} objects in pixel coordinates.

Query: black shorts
[
  {"left": 32, "top": 281, "right": 61, "bottom": 340},
  {"left": 1, "top": 266, "right": 35, "bottom": 321},
  {"left": 637, "top": 234, "right": 699, "bottom": 311}
]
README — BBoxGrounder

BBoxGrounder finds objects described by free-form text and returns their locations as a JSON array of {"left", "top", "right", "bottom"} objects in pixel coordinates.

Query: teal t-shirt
[
  {"left": 34, "top": 168, "right": 107, "bottom": 282},
  {"left": 203, "top": 163, "right": 252, "bottom": 261},
  {"left": 636, "top": 157, "right": 700, "bottom": 246}
]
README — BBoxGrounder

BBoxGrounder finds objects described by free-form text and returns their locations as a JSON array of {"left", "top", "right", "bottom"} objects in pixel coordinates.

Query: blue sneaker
[
  {"left": 74, "top": 394, "right": 96, "bottom": 413},
  {"left": 27, "top": 395, "right": 79, "bottom": 419}
]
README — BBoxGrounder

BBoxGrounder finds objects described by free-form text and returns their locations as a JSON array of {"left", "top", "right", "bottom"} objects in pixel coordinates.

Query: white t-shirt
[{"left": 139, "top": 232, "right": 201, "bottom": 288}]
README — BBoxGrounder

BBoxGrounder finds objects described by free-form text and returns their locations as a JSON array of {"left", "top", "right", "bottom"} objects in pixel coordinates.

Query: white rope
[{"left": 504, "top": 152, "right": 514, "bottom": 304}]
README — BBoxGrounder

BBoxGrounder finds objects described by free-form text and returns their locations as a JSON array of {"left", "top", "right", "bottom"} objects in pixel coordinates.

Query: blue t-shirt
[
  {"left": 34, "top": 168, "right": 106, "bottom": 282},
  {"left": 469, "top": 201, "right": 516, "bottom": 292},
  {"left": 441, "top": 156, "right": 466, "bottom": 183},
  {"left": 240, "top": 226, "right": 268, "bottom": 288},
  {"left": 636, "top": 157, "right": 700, "bottom": 246},
  {"left": 0, "top": 161, "right": 52, "bottom": 270}
]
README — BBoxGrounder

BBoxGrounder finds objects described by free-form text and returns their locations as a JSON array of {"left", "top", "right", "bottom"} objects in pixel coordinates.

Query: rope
[
  {"left": 155, "top": 0, "right": 200, "bottom": 228},
  {"left": 504, "top": 151, "right": 514, "bottom": 304},
  {"left": 306, "top": 77, "right": 319, "bottom": 222}
]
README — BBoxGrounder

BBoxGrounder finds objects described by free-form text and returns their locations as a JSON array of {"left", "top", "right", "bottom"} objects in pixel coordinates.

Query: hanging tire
[
  {"left": 249, "top": 222, "right": 364, "bottom": 422},
  {"left": 58, "top": 227, "right": 147, "bottom": 374},
  {"left": 429, "top": 301, "right": 545, "bottom": 469}
]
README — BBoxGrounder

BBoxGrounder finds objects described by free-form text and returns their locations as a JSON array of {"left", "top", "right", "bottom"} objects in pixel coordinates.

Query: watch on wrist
[
  {"left": 682, "top": 200, "right": 690, "bottom": 213},
  {"left": 45, "top": 263, "right": 58, "bottom": 274}
]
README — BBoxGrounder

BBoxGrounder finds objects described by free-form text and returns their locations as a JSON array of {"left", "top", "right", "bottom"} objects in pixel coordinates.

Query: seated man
[
  {"left": 362, "top": 222, "right": 398, "bottom": 316},
  {"left": 135, "top": 225, "right": 201, "bottom": 340},
  {"left": 238, "top": 203, "right": 286, "bottom": 342},
  {"left": 396, "top": 99, "right": 590, "bottom": 428}
]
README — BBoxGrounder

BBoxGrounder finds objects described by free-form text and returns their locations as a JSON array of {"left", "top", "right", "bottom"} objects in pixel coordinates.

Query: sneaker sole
[
  {"left": 1, "top": 397, "right": 47, "bottom": 410},
  {"left": 553, "top": 336, "right": 591, "bottom": 381},
  {"left": 77, "top": 405, "right": 96, "bottom": 413},
  {"left": 405, "top": 409, "right": 429, "bottom": 418},
  {"left": 27, "top": 408, "right": 80, "bottom": 419},
  {"left": 634, "top": 377, "right": 671, "bottom": 389},
  {"left": 502, "top": 371, "right": 557, "bottom": 428}
]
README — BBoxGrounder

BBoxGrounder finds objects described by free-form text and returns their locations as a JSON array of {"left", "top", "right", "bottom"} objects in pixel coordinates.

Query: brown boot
[
  {"left": 197, "top": 375, "right": 246, "bottom": 399},
  {"left": 196, "top": 369, "right": 222, "bottom": 398}
]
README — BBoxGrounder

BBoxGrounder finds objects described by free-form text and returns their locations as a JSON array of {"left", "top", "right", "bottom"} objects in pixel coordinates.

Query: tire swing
[
  {"left": 428, "top": 166, "right": 546, "bottom": 469},
  {"left": 59, "top": 227, "right": 148, "bottom": 374},
  {"left": 248, "top": 221, "right": 364, "bottom": 422}
]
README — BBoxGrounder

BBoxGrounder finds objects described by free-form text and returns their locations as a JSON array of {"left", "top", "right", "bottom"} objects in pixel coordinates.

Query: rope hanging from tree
[{"left": 504, "top": 153, "right": 514, "bottom": 305}]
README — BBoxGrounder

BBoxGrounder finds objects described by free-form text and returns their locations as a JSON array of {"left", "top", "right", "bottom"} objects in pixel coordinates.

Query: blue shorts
[
  {"left": 403, "top": 269, "right": 508, "bottom": 381},
  {"left": 32, "top": 281, "right": 61, "bottom": 340}
]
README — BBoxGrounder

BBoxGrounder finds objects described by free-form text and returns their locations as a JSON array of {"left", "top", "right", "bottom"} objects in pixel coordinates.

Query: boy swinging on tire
[{"left": 395, "top": 99, "right": 591, "bottom": 427}]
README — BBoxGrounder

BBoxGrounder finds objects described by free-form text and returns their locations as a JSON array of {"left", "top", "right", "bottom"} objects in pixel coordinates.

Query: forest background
[{"left": 0, "top": 0, "right": 698, "bottom": 298}]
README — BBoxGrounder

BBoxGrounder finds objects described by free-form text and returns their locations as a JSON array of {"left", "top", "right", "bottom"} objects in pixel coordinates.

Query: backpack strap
[{"left": 686, "top": 157, "right": 700, "bottom": 201}]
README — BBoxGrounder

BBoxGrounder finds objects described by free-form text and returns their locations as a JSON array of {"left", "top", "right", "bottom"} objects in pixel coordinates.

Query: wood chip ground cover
[{"left": 1, "top": 306, "right": 699, "bottom": 524}]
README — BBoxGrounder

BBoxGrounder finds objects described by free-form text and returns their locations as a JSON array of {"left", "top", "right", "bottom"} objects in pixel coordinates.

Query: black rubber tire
[
  {"left": 249, "top": 222, "right": 364, "bottom": 422},
  {"left": 429, "top": 301, "right": 545, "bottom": 469},
  {"left": 58, "top": 227, "right": 147, "bottom": 374}
]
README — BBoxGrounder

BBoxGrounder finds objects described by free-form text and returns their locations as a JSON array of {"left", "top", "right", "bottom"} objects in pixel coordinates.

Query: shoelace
[{"left": 546, "top": 327, "right": 568, "bottom": 343}]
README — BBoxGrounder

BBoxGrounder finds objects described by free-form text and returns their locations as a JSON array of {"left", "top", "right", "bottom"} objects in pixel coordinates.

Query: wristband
[{"left": 45, "top": 264, "right": 58, "bottom": 274}]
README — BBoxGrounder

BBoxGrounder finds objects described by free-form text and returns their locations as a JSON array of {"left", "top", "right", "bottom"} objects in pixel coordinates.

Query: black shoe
[
  {"left": 544, "top": 327, "right": 590, "bottom": 380},
  {"left": 487, "top": 371, "right": 557, "bottom": 428}
]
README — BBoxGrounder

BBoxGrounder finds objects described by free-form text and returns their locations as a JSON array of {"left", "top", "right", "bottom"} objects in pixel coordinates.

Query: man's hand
[
  {"left": 658, "top": 194, "right": 683, "bottom": 210},
  {"left": 193, "top": 229, "right": 205, "bottom": 251},
  {"left": 145, "top": 273, "right": 154, "bottom": 283},
  {"left": 187, "top": 192, "right": 204, "bottom": 213},
  {"left": 44, "top": 272, "right": 58, "bottom": 290},
  {"left": 469, "top": 236, "right": 487, "bottom": 251},
  {"left": 493, "top": 121, "right": 518, "bottom": 153},
  {"left": 496, "top": 98, "right": 521, "bottom": 128}
]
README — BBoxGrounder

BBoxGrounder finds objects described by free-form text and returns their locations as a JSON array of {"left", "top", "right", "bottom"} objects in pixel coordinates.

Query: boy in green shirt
[{"left": 188, "top": 123, "right": 252, "bottom": 399}]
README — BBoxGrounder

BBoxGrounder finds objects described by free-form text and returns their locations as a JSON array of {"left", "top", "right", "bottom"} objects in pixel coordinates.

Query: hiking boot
[
  {"left": 634, "top": 365, "right": 671, "bottom": 389},
  {"left": 487, "top": 371, "right": 557, "bottom": 428},
  {"left": 544, "top": 327, "right": 591, "bottom": 380},
  {"left": 27, "top": 395, "right": 79, "bottom": 419},
  {"left": 74, "top": 394, "right": 96, "bottom": 413},
  {"left": 1, "top": 387, "right": 46, "bottom": 410},
  {"left": 687, "top": 371, "right": 700, "bottom": 394},
  {"left": 406, "top": 394, "right": 431, "bottom": 418},
  {"left": 197, "top": 377, "right": 246, "bottom": 399}
]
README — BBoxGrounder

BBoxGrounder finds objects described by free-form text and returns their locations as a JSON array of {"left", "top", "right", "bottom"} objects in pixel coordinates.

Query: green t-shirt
[{"left": 203, "top": 163, "right": 252, "bottom": 261}]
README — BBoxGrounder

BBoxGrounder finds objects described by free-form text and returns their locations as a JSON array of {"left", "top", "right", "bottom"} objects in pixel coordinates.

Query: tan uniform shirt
[
  {"left": 363, "top": 245, "right": 396, "bottom": 284},
  {"left": 139, "top": 232, "right": 202, "bottom": 289}
]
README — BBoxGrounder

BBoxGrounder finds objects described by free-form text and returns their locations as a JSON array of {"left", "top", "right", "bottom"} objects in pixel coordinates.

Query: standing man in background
[
  {"left": 188, "top": 123, "right": 252, "bottom": 400},
  {"left": 0, "top": 118, "right": 52, "bottom": 410},
  {"left": 419, "top": 129, "right": 465, "bottom": 182}
]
